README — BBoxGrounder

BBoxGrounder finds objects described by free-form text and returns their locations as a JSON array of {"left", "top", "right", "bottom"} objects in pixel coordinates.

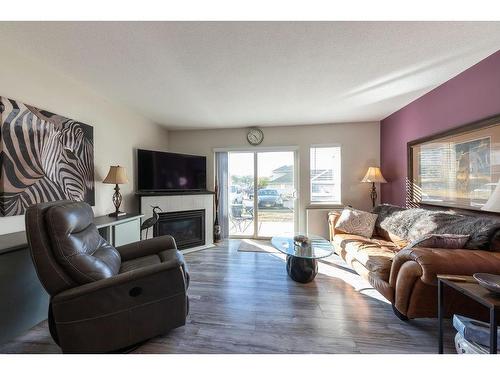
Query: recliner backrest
[
  {"left": 45, "top": 201, "right": 121, "bottom": 284},
  {"left": 26, "top": 201, "right": 77, "bottom": 295},
  {"left": 26, "top": 200, "right": 121, "bottom": 295}
]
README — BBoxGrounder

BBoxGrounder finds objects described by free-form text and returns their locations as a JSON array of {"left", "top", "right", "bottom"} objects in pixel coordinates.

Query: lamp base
[
  {"left": 109, "top": 184, "right": 125, "bottom": 217},
  {"left": 370, "top": 182, "right": 377, "bottom": 208}
]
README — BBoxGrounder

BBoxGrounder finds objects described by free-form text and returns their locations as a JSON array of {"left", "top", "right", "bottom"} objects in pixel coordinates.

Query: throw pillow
[
  {"left": 373, "top": 204, "right": 407, "bottom": 241},
  {"left": 405, "top": 234, "right": 470, "bottom": 249},
  {"left": 334, "top": 207, "right": 378, "bottom": 238}
]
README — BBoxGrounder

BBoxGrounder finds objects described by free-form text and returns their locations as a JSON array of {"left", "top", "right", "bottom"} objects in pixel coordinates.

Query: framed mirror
[{"left": 408, "top": 114, "right": 500, "bottom": 212}]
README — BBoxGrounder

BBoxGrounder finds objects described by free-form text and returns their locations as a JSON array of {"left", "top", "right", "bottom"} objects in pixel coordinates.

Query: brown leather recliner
[{"left": 25, "top": 200, "right": 189, "bottom": 353}]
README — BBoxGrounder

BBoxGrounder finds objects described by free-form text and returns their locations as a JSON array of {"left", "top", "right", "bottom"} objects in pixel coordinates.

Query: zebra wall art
[{"left": 0, "top": 96, "right": 95, "bottom": 216}]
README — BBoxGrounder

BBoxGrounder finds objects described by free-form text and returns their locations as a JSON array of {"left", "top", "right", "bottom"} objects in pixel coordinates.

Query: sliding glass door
[
  {"left": 228, "top": 152, "right": 255, "bottom": 236},
  {"left": 228, "top": 150, "right": 297, "bottom": 238},
  {"left": 256, "top": 151, "right": 295, "bottom": 237}
]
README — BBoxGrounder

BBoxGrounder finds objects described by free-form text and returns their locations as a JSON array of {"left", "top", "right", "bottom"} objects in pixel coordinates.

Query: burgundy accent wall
[{"left": 380, "top": 50, "right": 500, "bottom": 206}]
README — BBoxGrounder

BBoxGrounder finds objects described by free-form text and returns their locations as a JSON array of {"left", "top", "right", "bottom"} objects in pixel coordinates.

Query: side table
[{"left": 438, "top": 274, "right": 500, "bottom": 354}]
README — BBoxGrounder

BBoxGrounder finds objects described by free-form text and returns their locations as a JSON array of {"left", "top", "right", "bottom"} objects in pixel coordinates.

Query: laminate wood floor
[{"left": 0, "top": 240, "right": 456, "bottom": 354}]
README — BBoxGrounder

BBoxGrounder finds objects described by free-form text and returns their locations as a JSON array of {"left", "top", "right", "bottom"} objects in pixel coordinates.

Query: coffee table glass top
[{"left": 271, "top": 234, "right": 334, "bottom": 259}]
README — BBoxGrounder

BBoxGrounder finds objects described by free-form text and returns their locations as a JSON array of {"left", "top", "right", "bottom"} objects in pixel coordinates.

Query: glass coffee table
[{"left": 271, "top": 234, "right": 334, "bottom": 283}]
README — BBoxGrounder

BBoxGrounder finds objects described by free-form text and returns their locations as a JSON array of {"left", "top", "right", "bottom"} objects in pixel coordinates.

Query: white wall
[
  {"left": 168, "top": 122, "right": 380, "bottom": 233},
  {"left": 0, "top": 48, "right": 169, "bottom": 235}
]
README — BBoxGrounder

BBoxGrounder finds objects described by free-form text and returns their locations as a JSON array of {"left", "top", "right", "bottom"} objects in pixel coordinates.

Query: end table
[{"left": 438, "top": 274, "right": 499, "bottom": 354}]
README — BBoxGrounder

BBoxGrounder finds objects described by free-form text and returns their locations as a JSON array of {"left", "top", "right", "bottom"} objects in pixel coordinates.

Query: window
[{"left": 310, "top": 146, "right": 341, "bottom": 204}]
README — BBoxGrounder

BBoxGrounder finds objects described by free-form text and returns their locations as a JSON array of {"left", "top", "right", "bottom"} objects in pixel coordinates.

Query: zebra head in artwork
[
  {"left": 0, "top": 97, "right": 95, "bottom": 216},
  {"left": 55, "top": 120, "right": 94, "bottom": 202}
]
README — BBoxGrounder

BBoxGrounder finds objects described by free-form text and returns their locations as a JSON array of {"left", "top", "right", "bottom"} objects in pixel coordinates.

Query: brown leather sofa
[
  {"left": 25, "top": 200, "right": 189, "bottom": 353},
  {"left": 328, "top": 208, "right": 500, "bottom": 320}
]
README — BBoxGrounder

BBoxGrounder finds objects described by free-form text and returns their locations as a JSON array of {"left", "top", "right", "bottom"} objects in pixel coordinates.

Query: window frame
[{"left": 309, "top": 144, "right": 342, "bottom": 206}]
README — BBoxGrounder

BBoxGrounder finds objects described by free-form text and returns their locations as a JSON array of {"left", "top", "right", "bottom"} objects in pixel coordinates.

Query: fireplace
[{"left": 154, "top": 209, "right": 206, "bottom": 249}]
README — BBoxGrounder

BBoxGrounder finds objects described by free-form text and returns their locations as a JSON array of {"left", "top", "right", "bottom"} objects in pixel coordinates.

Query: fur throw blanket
[{"left": 373, "top": 204, "right": 500, "bottom": 250}]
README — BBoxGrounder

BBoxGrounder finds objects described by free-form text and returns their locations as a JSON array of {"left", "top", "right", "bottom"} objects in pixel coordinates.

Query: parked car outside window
[{"left": 257, "top": 189, "right": 283, "bottom": 208}]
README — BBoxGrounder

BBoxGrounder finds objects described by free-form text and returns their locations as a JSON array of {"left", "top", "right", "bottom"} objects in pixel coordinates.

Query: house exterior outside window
[{"left": 310, "top": 146, "right": 341, "bottom": 204}]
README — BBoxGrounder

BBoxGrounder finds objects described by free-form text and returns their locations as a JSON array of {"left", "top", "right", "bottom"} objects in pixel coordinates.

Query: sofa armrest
[
  {"left": 52, "top": 260, "right": 186, "bottom": 323},
  {"left": 116, "top": 235, "right": 177, "bottom": 261},
  {"left": 390, "top": 247, "right": 500, "bottom": 287},
  {"left": 327, "top": 211, "right": 342, "bottom": 242}
]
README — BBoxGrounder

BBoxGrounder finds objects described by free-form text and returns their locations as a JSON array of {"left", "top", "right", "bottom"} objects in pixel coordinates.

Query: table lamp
[
  {"left": 103, "top": 165, "right": 128, "bottom": 217},
  {"left": 361, "top": 166, "right": 387, "bottom": 208}
]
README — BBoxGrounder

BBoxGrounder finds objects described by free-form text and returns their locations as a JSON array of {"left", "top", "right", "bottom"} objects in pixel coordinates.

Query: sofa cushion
[
  {"left": 333, "top": 233, "right": 399, "bottom": 281},
  {"left": 373, "top": 204, "right": 500, "bottom": 250},
  {"left": 406, "top": 234, "right": 470, "bottom": 249},
  {"left": 373, "top": 204, "right": 406, "bottom": 241},
  {"left": 335, "top": 207, "right": 378, "bottom": 238}
]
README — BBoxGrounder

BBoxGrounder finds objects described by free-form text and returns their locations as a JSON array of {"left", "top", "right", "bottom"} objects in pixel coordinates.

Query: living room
[{"left": 1, "top": 1, "right": 500, "bottom": 373}]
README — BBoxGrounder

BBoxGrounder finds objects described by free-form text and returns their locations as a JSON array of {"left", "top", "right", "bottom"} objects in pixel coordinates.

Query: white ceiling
[{"left": 0, "top": 22, "right": 499, "bottom": 129}]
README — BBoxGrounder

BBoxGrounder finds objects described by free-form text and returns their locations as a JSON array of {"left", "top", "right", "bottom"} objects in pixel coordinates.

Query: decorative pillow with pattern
[
  {"left": 334, "top": 207, "right": 378, "bottom": 238},
  {"left": 405, "top": 234, "right": 470, "bottom": 249}
]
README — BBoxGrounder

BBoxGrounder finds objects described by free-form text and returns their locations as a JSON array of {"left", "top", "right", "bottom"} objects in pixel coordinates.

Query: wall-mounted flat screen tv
[{"left": 137, "top": 149, "right": 207, "bottom": 192}]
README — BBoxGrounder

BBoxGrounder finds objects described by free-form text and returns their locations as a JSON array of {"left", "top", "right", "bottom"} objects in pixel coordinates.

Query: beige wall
[
  {"left": 168, "top": 122, "right": 380, "bottom": 232},
  {"left": 0, "top": 48, "right": 380, "bottom": 236},
  {"left": 0, "top": 48, "right": 169, "bottom": 235}
]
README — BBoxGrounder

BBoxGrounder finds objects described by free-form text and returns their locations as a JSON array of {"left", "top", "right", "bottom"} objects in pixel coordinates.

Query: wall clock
[{"left": 247, "top": 127, "right": 264, "bottom": 146}]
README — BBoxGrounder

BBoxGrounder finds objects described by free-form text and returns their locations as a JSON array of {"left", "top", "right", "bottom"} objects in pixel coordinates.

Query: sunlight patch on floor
[
  {"left": 262, "top": 241, "right": 389, "bottom": 304},
  {"left": 239, "top": 239, "right": 278, "bottom": 252},
  {"left": 317, "top": 259, "right": 390, "bottom": 304}
]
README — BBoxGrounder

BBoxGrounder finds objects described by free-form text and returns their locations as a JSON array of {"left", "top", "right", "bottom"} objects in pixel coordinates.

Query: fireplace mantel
[{"left": 139, "top": 192, "right": 214, "bottom": 252}]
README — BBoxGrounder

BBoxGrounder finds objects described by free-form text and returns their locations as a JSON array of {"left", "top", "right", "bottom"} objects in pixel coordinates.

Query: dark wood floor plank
[{"left": 0, "top": 239, "right": 457, "bottom": 354}]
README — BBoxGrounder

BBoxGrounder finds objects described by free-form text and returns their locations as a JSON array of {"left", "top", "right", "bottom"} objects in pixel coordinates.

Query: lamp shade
[
  {"left": 103, "top": 165, "right": 128, "bottom": 185},
  {"left": 361, "top": 167, "right": 387, "bottom": 183},
  {"left": 481, "top": 179, "right": 500, "bottom": 212}
]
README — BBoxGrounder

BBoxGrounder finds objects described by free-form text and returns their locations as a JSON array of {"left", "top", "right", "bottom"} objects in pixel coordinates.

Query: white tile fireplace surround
[{"left": 139, "top": 193, "right": 214, "bottom": 252}]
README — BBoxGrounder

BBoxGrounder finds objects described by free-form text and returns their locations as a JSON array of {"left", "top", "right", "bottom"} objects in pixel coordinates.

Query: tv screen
[{"left": 137, "top": 149, "right": 207, "bottom": 192}]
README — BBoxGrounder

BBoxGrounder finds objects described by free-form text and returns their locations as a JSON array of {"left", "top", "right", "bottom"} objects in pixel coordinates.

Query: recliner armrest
[
  {"left": 390, "top": 247, "right": 500, "bottom": 287},
  {"left": 53, "top": 259, "right": 185, "bottom": 304},
  {"left": 116, "top": 235, "right": 177, "bottom": 261},
  {"left": 51, "top": 260, "right": 187, "bottom": 324}
]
